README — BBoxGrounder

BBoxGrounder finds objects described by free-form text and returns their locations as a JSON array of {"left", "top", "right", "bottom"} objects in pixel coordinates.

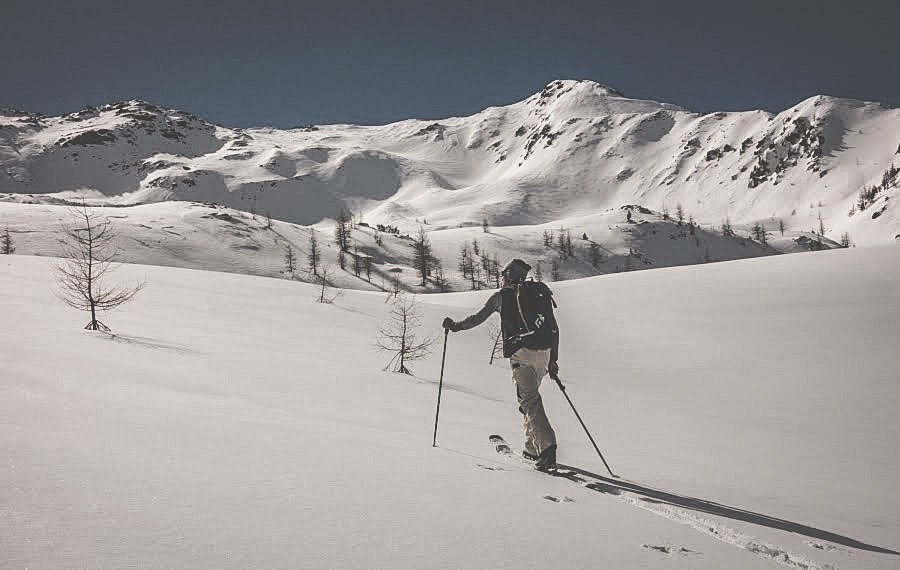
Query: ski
[
  {"left": 488, "top": 434, "right": 519, "bottom": 458},
  {"left": 488, "top": 434, "right": 583, "bottom": 480}
]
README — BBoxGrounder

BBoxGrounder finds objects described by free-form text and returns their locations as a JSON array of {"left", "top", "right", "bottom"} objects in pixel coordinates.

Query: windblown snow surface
[{"left": 2, "top": 246, "right": 899, "bottom": 568}]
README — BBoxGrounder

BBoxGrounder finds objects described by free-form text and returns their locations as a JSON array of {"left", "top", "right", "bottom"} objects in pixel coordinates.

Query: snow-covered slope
[
  {"left": 2, "top": 248, "right": 899, "bottom": 568},
  {"left": 0, "top": 200, "right": 780, "bottom": 291},
  {"left": 3, "top": 80, "right": 899, "bottom": 247}
]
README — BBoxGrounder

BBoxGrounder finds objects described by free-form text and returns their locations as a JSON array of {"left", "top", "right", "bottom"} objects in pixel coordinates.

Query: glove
[
  {"left": 442, "top": 317, "right": 456, "bottom": 331},
  {"left": 548, "top": 361, "right": 560, "bottom": 378}
]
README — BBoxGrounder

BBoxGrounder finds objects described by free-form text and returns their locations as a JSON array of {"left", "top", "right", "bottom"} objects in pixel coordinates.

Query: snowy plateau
[{"left": 1, "top": 80, "right": 899, "bottom": 568}]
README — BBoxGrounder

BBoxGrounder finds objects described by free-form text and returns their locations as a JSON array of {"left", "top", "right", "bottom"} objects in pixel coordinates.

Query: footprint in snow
[
  {"left": 807, "top": 541, "right": 848, "bottom": 553},
  {"left": 543, "top": 495, "right": 575, "bottom": 503},
  {"left": 642, "top": 544, "right": 699, "bottom": 556}
]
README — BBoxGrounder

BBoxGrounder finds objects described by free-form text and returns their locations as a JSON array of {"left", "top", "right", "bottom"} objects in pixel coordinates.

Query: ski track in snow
[
  {"left": 616, "top": 489, "right": 834, "bottom": 569},
  {"left": 485, "top": 446, "right": 835, "bottom": 569}
]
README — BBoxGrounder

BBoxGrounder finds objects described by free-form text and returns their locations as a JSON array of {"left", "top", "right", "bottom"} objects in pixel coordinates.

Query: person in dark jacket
[{"left": 442, "top": 259, "right": 560, "bottom": 470}]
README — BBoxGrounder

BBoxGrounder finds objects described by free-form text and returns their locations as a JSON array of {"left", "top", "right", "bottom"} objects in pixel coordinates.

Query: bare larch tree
[
  {"left": 376, "top": 293, "right": 434, "bottom": 374},
  {"left": 316, "top": 265, "right": 340, "bottom": 304},
  {"left": 55, "top": 203, "right": 145, "bottom": 331},
  {"left": 387, "top": 273, "right": 403, "bottom": 301}
]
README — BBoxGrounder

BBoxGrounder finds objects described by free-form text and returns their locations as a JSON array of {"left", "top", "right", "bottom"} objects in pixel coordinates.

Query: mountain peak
[
  {"left": 524, "top": 78, "right": 681, "bottom": 117},
  {"left": 99, "top": 99, "right": 167, "bottom": 114},
  {"left": 534, "top": 79, "right": 625, "bottom": 101}
]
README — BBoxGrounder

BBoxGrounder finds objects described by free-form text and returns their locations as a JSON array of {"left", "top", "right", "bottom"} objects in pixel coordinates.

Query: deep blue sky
[{"left": 2, "top": 0, "right": 898, "bottom": 127}]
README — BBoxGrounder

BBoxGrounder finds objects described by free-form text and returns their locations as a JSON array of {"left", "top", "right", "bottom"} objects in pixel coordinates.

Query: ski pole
[
  {"left": 432, "top": 329, "right": 449, "bottom": 447},
  {"left": 552, "top": 373, "right": 616, "bottom": 477},
  {"left": 488, "top": 329, "right": 502, "bottom": 364}
]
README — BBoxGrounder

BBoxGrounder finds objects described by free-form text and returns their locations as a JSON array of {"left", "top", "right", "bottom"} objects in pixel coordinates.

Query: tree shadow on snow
[
  {"left": 97, "top": 332, "right": 195, "bottom": 355},
  {"left": 559, "top": 463, "right": 899, "bottom": 555},
  {"left": 413, "top": 375, "right": 506, "bottom": 404}
]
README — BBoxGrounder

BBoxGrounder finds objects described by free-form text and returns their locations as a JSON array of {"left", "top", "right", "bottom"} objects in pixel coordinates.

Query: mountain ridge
[{"left": 2, "top": 79, "right": 899, "bottom": 249}]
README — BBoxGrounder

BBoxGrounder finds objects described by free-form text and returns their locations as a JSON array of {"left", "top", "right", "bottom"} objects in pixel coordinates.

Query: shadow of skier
[{"left": 559, "top": 463, "right": 899, "bottom": 555}]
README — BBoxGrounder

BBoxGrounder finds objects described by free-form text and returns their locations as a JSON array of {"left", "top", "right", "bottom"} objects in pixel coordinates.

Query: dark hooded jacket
[{"left": 451, "top": 282, "right": 559, "bottom": 362}]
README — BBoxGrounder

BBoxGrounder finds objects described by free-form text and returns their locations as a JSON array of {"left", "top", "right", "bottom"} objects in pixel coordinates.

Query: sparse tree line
[
  {"left": 278, "top": 207, "right": 437, "bottom": 295},
  {"left": 541, "top": 227, "right": 577, "bottom": 260},
  {"left": 457, "top": 238, "right": 502, "bottom": 290},
  {"left": 661, "top": 202, "right": 784, "bottom": 255},
  {"left": 32, "top": 194, "right": 867, "bottom": 342},
  {"left": 853, "top": 163, "right": 898, "bottom": 213},
  {"left": 721, "top": 216, "right": 771, "bottom": 247},
  {"left": 661, "top": 202, "right": 702, "bottom": 240},
  {"left": 721, "top": 210, "right": 851, "bottom": 249},
  {"left": 33, "top": 201, "right": 433, "bottom": 374},
  {"left": 333, "top": 208, "right": 450, "bottom": 292},
  {"left": 375, "top": 223, "right": 400, "bottom": 235}
]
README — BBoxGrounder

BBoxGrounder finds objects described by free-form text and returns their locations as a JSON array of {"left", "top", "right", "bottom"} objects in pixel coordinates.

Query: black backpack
[{"left": 507, "top": 280, "right": 558, "bottom": 351}]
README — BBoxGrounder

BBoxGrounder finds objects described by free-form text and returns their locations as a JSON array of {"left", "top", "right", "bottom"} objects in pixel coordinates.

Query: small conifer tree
[
  {"left": 307, "top": 232, "right": 321, "bottom": 276},
  {"left": 411, "top": 227, "right": 433, "bottom": 287},
  {"left": 283, "top": 245, "right": 296, "bottom": 277},
  {"left": 1, "top": 226, "right": 14, "bottom": 255}
]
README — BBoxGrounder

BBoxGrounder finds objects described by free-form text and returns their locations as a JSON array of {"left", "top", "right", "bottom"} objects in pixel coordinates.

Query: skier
[{"left": 442, "top": 259, "right": 560, "bottom": 470}]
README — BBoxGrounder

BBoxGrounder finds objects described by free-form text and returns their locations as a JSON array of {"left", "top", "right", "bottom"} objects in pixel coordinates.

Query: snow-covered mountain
[
  {"left": 1, "top": 80, "right": 898, "bottom": 287},
  {"left": 4, "top": 80, "right": 899, "bottom": 236}
]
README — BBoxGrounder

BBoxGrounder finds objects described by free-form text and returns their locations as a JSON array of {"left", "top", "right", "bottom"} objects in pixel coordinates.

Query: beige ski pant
[{"left": 510, "top": 348, "right": 557, "bottom": 455}]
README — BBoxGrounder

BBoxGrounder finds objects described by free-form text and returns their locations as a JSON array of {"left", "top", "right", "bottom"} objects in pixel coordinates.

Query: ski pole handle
[{"left": 551, "top": 372, "right": 565, "bottom": 391}]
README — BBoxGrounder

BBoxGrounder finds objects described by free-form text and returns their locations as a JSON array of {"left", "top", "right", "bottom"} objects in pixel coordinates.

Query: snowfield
[{"left": 2, "top": 246, "right": 898, "bottom": 568}]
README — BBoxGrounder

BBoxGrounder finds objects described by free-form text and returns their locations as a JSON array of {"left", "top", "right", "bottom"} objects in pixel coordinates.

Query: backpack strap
[{"left": 529, "top": 279, "right": 558, "bottom": 308}]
